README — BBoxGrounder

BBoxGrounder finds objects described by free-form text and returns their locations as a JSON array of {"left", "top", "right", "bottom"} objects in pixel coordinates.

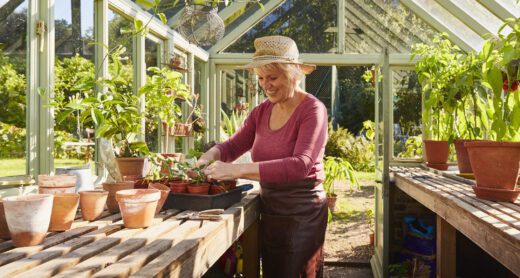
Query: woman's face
[{"left": 256, "top": 66, "right": 296, "bottom": 104}]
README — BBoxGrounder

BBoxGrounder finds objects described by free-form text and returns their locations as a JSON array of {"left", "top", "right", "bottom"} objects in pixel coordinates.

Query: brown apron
[{"left": 260, "top": 179, "right": 328, "bottom": 278}]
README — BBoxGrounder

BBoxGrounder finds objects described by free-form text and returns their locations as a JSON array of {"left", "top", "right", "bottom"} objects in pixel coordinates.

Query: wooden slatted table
[
  {"left": 392, "top": 166, "right": 520, "bottom": 278},
  {"left": 0, "top": 188, "right": 260, "bottom": 277}
]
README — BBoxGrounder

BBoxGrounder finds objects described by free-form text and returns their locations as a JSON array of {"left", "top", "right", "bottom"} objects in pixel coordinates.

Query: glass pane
[
  {"left": 392, "top": 70, "right": 422, "bottom": 159},
  {"left": 220, "top": 69, "right": 253, "bottom": 116},
  {"left": 343, "top": 0, "right": 438, "bottom": 54},
  {"left": 145, "top": 38, "right": 160, "bottom": 153},
  {"left": 0, "top": 0, "right": 28, "bottom": 177},
  {"left": 108, "top": 9, "right": 134, "bottom": 69},
  {"left": 54, "top": 0, "right": 96, "bottom": 172},
  {"left": 225, "top": 0, "right": 337, "bottom": 53}
]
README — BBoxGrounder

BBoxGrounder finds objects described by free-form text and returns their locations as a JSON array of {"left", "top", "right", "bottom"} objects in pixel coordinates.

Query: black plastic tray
[{"left": 164, "top": 187, "right": 243, "bottom": 211}]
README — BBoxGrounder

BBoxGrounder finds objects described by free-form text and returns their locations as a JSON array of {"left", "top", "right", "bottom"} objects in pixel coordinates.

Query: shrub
[{"left": 0, "top": 122, "right": 25, "bottom": 158}]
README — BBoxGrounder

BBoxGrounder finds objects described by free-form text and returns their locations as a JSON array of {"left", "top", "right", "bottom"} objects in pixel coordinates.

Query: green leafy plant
[
  {"left": 479, "top": 18, "right": 520, "bottom": 141},
  {"left": 323, "top": 156, "right": 359, "bottom": 197},
  {"left": 220, "top": 109, "right": 247, "bottom": 141}
]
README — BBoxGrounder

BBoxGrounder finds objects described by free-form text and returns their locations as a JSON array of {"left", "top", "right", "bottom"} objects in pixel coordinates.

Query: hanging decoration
[{"left": 176, "top": 1, "right": 225, "bottom": 47}]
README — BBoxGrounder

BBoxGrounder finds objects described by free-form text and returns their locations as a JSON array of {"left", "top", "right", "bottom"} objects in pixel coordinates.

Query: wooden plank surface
[
  {"left": 393, "top": 167, "right": 520, "bottom": 276},
  {"left": 0, "top": 188, "right": 260, "bottom": 278}
]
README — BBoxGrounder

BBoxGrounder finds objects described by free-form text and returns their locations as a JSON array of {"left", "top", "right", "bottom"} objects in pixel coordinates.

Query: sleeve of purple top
[
  {"left": 215, "top": 109, "right": 257, "bottom": 162},
  {"left": 258, "top": 101, "right": 328, "bottom": 183}
]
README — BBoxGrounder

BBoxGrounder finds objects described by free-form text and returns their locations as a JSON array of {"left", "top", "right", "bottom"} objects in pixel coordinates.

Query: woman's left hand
[{"left": 204, "top": 161, "right": 238, "bottom": 181}]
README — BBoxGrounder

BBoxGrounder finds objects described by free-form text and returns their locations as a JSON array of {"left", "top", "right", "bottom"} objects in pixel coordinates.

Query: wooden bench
[
  {"left": 392, "top": 166, "right": 520, "bottom": 277},
  {"left": 0, "top": 189, "right": 260, "bottom": 277}
]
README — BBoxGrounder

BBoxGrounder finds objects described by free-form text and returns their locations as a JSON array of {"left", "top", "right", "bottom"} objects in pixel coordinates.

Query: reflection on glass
[
  {"left": 392, "top": 70, "right": 422, "bottom": 159},
  {"left": 53, "top": 0, "right": 96, "bottom": 172},
  {"left": 0, "top": 0, "right": 28, "bottom": 177}
]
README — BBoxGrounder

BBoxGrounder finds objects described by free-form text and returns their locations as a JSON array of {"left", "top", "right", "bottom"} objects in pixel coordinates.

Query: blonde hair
[{"left": 254, "top": 63, "right": 306, "bottom": 82}]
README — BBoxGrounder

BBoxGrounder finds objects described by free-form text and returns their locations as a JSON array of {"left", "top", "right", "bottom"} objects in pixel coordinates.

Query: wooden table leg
[
  {"left": 437, "top": 215, "right": 456, "bottom": 278},
  {"left": 242, "top": 218, "right": 259, "bottom": 277}
]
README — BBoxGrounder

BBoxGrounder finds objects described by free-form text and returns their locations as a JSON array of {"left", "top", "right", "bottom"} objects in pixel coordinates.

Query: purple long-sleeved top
[{"left": 216, "top": 94, "right": 328, "bottom": 184}]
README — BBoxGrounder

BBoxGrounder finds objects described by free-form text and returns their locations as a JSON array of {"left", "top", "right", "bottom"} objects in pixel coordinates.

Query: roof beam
[
  {"left": 437, "top": 0, "right": 505, "bottom": 36},
  {"left": 476, "top": 0, "right": 520, "bottom": 21},
  {"left": 209, "top": 0, "right": 285, "bottom": 54},
  {"left": 400, "top": 0, "right": 483, "bottom": 52},
  {"left": 218, "top": 1, "right": 248, "bottom": 23}
]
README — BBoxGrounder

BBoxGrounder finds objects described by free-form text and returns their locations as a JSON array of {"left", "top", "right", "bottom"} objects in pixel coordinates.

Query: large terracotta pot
[
  {"left": 49, "top": 193, "right": 80, "bottom": 232},
  {"left": 148, "top": 183, "right": 170, "bottom": 214},
  {"left": 423, "top": 140, "right": 449, "bottom": 170},
  {"left": 0, "top": 201, "right": 10, "bottom": 239},
  {"left": 38, "top": 174, "right": 77, "bottom": 194},
  {"left": 102, "top": 182, "right": 135, "bottom": 213},
  {"left": 465, "top": 141, "right": 520, "bottom": 202},
  {"left": 116, "top": 189, "right": 160, "bottom": 228},
  {"left": 3, "top": 194, "right": 54, "bottom": 247},
  {"left": 116, "top": 157, "right": 148, "bottom": 178},
  {"left": 79, "top": 190, "right": 108, "bottom": 221}
]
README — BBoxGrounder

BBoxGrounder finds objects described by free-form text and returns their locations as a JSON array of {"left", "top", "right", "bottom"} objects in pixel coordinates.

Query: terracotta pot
[
  {"left": 0, "top": 201, "right": 10, "bottom": 239},
  {"left": 369, "top": 231, "right": 375, "bottom": 247},
  {"left": 148, "top": 183, "right": 170, "bottom": 214},
  {"left": 465, "top": 141, "right": 520, "bottom": 202},
  {"left": 79, "top": 190, "right": 108, "bottom": 221},
  {"left": 327, "top": 194, "right": 337, "bottom": 213},
  {"left": 3, "top": 194, "right": 54, "bottom": 247},
  {"left": 169, "top": 180, "right": 190, "bottom": 193},
  {"left": 187, "top": 183, "right": 210, "bottom": 195},
  {"left": 116, "top": 189, "right": 161, "bottom": 228},
  {"left": 116, "top": 157, "right": 148, "bottom": 178},
  {"left": 49, "top": 193, "right": 80, "bottom": 232},
  {"left": 210, "top": 180, "right": 236, "bottom": 195},
  {"left": 102, "top": 182, "right": 135, "bottom": 213},
  {"left": 423, "top": 140, "right": 449, "bottom": 170},
  {"left": 160, "top": 153, "right": 182, "bottom": 175},
  {"left": 454, "top": 139, "right": 477, "bottom": 173},
  {"left": 38, "top": 174, "right": 77, "bottom": 194}
]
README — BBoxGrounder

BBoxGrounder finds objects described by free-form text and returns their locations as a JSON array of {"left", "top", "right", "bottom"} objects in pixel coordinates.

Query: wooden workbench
[
  {"left": 392, "top": 166, "right": 520, "bottom": 277},
  {"left": 0, "top": 189, "right": 260, "bottom": 277}
]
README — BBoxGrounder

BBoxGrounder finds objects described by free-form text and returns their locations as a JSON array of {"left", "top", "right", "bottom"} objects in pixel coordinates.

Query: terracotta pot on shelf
[
  {"left": 102, "top": 181, "right": 135, "bottom": 213},
  {"left": 3, "top": 194, "right": 54, "bottom": 247},
  {"left": 423, "top": 140, "right": 449, "bottom": 170},
  {"left": 49, "top": 193, "right": 80, "bottom": 232},
  {"left": 116, "top": 189, "right": 161, "bottom": 228},
  {"left": 169, "top": 180, "right": 190, "bottom": 193},
  {"left": 454, "top": 139, "right": 478, "bottom": 173},
  {"left": 172, "top": 123, "right": 193, "bottom": 137},
  {"left": 159, "top": 153, "right": 182, "bottom": 175},
  {"left": 465, "top": 141, "right": 520, "bottom": 202},
  {"left": 148, "top": 183, "right": 170, "bottom": 214},
  {"left": 79, "top": 190, "right": 108, "bottom": 221},
  {"left": 0, "top": 201, "right": 10, "bottom": 239},
  {"left": 326, "top": 194, "right": 338, "bottom": 213},
  {"left": 116, "top": 157, "right": 148, "bottom": 178},
  {"left": 187, "top": 183, "right": 210, "bottom": 195},
  {"left": 38, "top": 174, "right": 77, "bottom": 194}
]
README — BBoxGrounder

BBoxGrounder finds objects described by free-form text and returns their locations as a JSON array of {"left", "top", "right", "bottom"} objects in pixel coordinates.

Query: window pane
[
  {"left": 392, "top": 70, "right": 422, "bottom": 159},
  {"left": 145, "top": 37, "right": 160, "bottom": 153},
  {"left": 54, "top": 0, "right": 96, "bottom": 171},
  {"left": 0, "top": 0, "right": 28, "bottom": 177}
]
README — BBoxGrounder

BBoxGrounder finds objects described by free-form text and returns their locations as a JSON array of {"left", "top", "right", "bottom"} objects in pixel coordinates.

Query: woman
[{"left": 198, "top": 35, "right": 328, "bottom": 278}]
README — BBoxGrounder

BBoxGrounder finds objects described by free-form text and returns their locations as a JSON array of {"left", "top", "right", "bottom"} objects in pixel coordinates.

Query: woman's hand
[{"left": 203, "top": 161, "right": 239, "bottom": 181}]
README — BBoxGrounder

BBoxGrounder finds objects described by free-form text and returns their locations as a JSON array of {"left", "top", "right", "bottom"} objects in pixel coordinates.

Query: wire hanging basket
[{"left": 177, "top": 2, "right": 225, "bottom": 47}]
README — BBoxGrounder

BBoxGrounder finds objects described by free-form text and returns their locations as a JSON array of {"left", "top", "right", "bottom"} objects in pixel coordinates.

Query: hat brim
[{"left": 238, "top": 60, "right": 316, "bottom": 75}]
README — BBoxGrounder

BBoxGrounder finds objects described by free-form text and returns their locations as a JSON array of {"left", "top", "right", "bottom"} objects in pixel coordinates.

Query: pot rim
[
  {"left": 3, "top": 194, "right": 53, "bottom": 202},
  {"left": 465, "top": 140, "right": 520, "bottom": 148}
]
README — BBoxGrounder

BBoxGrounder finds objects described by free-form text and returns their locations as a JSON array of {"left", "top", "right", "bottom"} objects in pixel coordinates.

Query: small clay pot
[
  {"left": 49, "top": 193, "right": 80, "bottom": 232},
  {"left": 38, "top": 174, "right": 77, "bottom": 194},
  {"left": 79, "top": 190, "right": 108, "bottom": 221},
  {"left": 102, "top": 182, "right": 135, "bottom": 213},
  {"left": 116, "top": 157, "right": 148, "bottom": 178},
  {"left": 327, "top": 194, "right": 337, "bottom": 213},
  {"left": 116, "top": 189, "right": 161, "bottom": 228},
  {"left": 3, "top": 194, "right": 54, "bottom": 247},
  {"left": 169, "top": 180, "right": 190, "bottom": 193},
  {"left": 187, "top": 183, "right": 210, "bottom": 195},
  {"left": 423, "top": 140, "right": 449, "bottom": 165},
  {"left": 148, "top": 183, "right": 170, "bottom": 214},
  {"left": 0, "top": 201, "right": 11, "bottom": 239}
]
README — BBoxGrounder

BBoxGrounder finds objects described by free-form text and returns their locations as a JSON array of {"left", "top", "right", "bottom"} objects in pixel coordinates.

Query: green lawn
[{"left": 0, "top": 158, "right": 87, "bottom": 177}]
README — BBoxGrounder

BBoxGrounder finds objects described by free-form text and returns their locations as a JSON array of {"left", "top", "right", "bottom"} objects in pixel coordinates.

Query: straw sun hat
[{"left": 239, "top": 35, "right": 316, "bottom": 74}]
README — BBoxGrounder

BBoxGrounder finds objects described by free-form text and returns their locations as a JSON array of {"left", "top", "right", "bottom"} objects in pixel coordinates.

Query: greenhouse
[{"left": 0, "top": 0, "right": 519, "bottom": 277}]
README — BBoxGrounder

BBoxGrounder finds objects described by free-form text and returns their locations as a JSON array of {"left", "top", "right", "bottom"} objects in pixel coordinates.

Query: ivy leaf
[{"left": 158, "top": 13, "right": 167, "bottom": 25}]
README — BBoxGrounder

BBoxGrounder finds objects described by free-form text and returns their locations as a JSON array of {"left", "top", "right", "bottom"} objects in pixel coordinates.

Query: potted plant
[
  {"left": 56, "top": 46, "right": 151, "bottom": 179},
  {"left": 465, "top": 18, "right": 520, "bottom": 202},
  {"left": 186, "top": 162, "right": 211, "bottom": 195},
  {"left": 412, "top": 34, "right": 462, "bottom": 170},
  {"left": 365, "top": 208, "right": 375, "bottom": 247},
  {"left": 323, "top": 156, "right": 358, "bottom": 213},
  {"left": 165, "top": 161, "right": 191, "bottom": 193}
]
